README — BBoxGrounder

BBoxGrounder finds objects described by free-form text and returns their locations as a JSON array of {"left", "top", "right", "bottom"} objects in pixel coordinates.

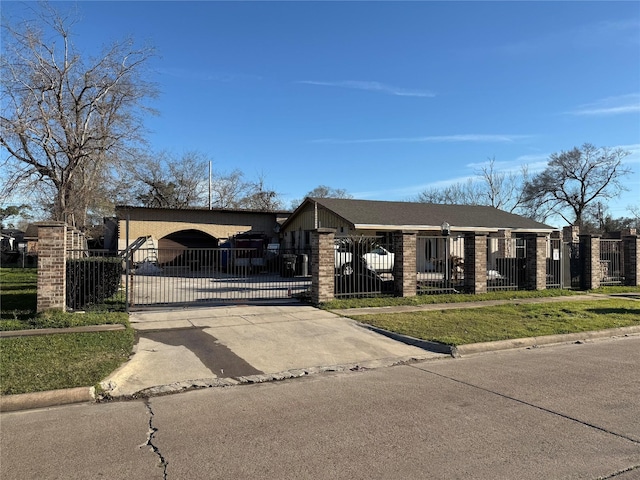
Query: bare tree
[
  {"left": 0, "top": 3, "right": 157, "bottom": 226},
  {"left": 476, "top": 158, "right": 529, "bottom": 212},
  {"left": 131, "top": 151, "right": 208, "bottom": 208},
  {"left": 416, "top": 179, "right": 482, "bottom": 205},
  {"left": 523, "top": 144, "right": 632, "bottom": 227},
  {"left": 239, "top": 173, "right": 284, "bottom": 211},
  {"left": 416, "top": 158, "right": 534, "bottom": 217},
  {"left": 290, "top": 185, "right": 352, "bottom": 209},
  {"left": 210, "top": 169, "right": 250, "bottom": 209}
]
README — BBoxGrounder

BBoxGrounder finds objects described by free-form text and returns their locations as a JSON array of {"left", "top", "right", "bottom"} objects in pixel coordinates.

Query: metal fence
[
  {"left": 66, "top": 249, "right": 125, "bottom": 311},
  {"left": 546, "top": 237, "right": 562, "bottom": 289},
  {"left": 127, "top": 247, "right": 311, "bottom": 307},
  {"left": 417, "top": 235, "right": 466, "bottom": 294},
  {"left": 487, "top": 237, "right": 527, "bottom": 291},
  {"left": 599, "top": 239, "right": 624, "bottom": 286},
  {"left": 334, "top": 236, "right": 395, "bottom": 298}
]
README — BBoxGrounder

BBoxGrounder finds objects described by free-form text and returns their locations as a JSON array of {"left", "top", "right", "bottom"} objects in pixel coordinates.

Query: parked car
[
  {"left": 335, "top": 243, "right": 395, "bottom": 275},
  {"left": 335, "top": 244, "right": 354, "bottom": 275},
  {"left": 362, "top": 246, "right": 394, "bottom": 273}
]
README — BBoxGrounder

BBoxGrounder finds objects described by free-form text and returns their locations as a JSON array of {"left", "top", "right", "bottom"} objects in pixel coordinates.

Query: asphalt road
[{"left": 2, "top": 335, "right": 639, "bottom": 480}]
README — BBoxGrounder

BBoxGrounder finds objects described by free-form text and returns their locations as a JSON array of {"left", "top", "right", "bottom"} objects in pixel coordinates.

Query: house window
[{"left": 515, "top": 236, "right": 526, "bottom": 258}]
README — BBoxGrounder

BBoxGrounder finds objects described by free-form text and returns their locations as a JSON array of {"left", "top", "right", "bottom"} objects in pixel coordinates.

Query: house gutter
[{"left": 354, "top": 224, "right": 557, "bottom": 234}]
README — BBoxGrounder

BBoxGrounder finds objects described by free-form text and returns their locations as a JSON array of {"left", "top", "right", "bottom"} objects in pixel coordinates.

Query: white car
[{"left": 362, "top": 246, "right": 394, "bottom": 273}]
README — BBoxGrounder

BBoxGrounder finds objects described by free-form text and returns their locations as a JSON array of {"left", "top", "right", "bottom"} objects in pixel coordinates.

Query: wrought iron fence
[
  {"left": 487, "top": 237, "right": 527, "bottom": 291},
  {"left": 563, "top": 242, "right": 582, "bottom": 289},
  {"left": 546, "top": 237, "right": 562, "bottom": 289},
  {"left": 66, "top": 250, "right": 125, "bottom": 311},
  {"left": 127, "top": 247, "right": 311, "bottom": 307},
  {"left": 599, "top": 239, "right": 624, "bottom": 286},
  {"left": 417, "top": 235, "right": 466, "bottom": 294},
  {"left": 334, "top": 236, "right": 395, "bottom": 298}
]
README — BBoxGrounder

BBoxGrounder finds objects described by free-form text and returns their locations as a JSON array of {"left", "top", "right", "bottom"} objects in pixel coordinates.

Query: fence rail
[
  {"left": 546, "top": 238, "right": 562, "bottom": 289},
  {"left": 600, "top": 239, "right": 624, "bottom": 286},
  {"left": 487, "top": 237, "right": 527, "bottom": 291},
  {"left": 334, "top": 237, "right": 395, "bottom": 298},
  {"left": 66, "top": 250, "right": 124, "bottom": 311},
  {"left": 127, "top": 247, "right": 310, "bottom": 307},
  {"left": 417, "top": 235, "right": 465, "bottom": 294}
]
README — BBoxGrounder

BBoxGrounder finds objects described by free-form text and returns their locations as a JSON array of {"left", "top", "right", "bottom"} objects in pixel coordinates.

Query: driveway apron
[{"left": 103, "top": 303, "right": 437, "bottom": 397}]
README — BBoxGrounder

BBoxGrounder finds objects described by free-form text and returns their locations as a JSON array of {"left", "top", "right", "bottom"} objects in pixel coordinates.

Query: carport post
[{"left": 311, "top": 228, "right": 336, "bottom": 304}]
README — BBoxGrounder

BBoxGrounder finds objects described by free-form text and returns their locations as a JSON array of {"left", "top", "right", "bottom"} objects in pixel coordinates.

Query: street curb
[
  {"left": 451, "top": 325, "right": 640, "bottom": 357},
  {"left": 358, "top": 324, "right": 640, "bottom": 358},
  {"left": 97, "top": 354, "right": 440, "bottom": 401},
  {"left": 0, "top": 324, "right": 126, "bottom": 338},
  {"left": 0, "top": 387, "right": 95, "bottom": 413}
]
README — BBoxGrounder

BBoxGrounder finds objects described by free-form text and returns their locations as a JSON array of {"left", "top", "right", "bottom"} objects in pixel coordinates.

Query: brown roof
[{"left": 297, "top": 197, "right": 555, "bottom": 232}]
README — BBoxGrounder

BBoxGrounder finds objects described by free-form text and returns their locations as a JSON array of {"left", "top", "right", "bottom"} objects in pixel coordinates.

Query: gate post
[
  {"left": 464, "top": 233, "right": 487, "bottom": 294},
  {"left": 37, "top": 222, "right": 67, "bottom": 312},
  {"left": 393, "top": 230, "right": 417, "bottom": 297},
  {"left": 525, "top": 234, "right": 547, "bottom": 290},
  {"left": 580, "top": 234, "right": 601, "bottom": 290},
  {"left": 311, "top": 228, "right": 336, "bottom": 304},
  {"left": 623, "top": 235, "right": 640, "bottom": 286}
]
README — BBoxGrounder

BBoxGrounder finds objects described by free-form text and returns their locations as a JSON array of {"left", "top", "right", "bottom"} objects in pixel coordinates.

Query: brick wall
[
  {"left": 311, "top": 228, "right": 336, "bottom": 304},
  {"left": 464, "top": 233, "right": 487, "bottom": 294},
  {"left": 623, "top": 235, "right": 640, "bottom": 286},
  {"left": 580, "top": 235, "right": 601, "bottom": 290},
  {"left": 393, "top": 231, "right": 417, "bottom": 297},
  {"left": 525, "top": 234, "right": 547, "bottom": 290},
  {"left": 37, "top": 223, "right": 67, "bottom": 312}
]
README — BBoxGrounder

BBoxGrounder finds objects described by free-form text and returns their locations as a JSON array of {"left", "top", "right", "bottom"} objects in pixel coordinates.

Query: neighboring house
[{"left": 280, "top": 197, "right": 557, "bottom": 270}]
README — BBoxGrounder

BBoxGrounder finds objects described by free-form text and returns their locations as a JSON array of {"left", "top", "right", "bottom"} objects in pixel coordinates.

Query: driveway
[{"left": 102, "top": 302, "right": 439, "bottom": 397}]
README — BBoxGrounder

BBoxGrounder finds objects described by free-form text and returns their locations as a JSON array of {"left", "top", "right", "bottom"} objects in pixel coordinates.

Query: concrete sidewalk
[{"left": 100, "top": 302, "right": 439, "bottom": 399}]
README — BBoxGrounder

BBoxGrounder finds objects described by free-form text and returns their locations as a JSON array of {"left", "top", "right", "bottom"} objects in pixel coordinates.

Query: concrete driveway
[{"left": 102, "top": 302, "right": 439, "bottom": 398}]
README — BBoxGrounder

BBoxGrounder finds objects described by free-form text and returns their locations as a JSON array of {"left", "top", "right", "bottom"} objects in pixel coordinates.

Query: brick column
[
  {"left": 37, "top": 222, "right": 67, "bottom": 312},
  {"left": 393, "top": 231, "right": 417, "bottom": 297},
  {"left": 464, "top": 233, "right": 487, "bottom": 294},
  {"left": 580, "top": 235, "right": 600, "bottom": 290},
  {"left": 623, "top": 235, "right": 640, "bottom": 286},
  {"left": 311, "top": 228, "right": 336, "bottom": 304},
  {"left": 525, "top": 234, "right": 547, "bottom": 290}
]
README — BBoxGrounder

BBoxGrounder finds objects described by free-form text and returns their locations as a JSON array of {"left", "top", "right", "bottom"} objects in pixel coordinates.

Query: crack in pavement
[
  {"left": 597, "top": 465, "right": 640, "bottom": 479},
  {"left": 410, "top": 364, "right": 640, "bottom": 445},
  {"left": 140, "top": 399, "right": 168, "bottom": 479}
]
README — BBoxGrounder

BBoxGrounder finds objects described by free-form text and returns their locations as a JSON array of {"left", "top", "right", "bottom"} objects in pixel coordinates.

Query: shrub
[{"left": 66, "top": 257, "right": 123, "bottom": 309}]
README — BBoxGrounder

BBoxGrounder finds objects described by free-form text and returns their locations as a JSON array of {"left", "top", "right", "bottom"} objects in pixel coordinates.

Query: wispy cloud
[
  {"left": 312, "top": 134, "right": 531, "bottom": 145},
  {"left": 297, "top": 80, "right": 435, "bottom": 98},
  {"left": 499, "top": 19, "right": 639, "bottom": 55},
  {"left": 565, "top": 94, "right": 640, "bottom": 116}
]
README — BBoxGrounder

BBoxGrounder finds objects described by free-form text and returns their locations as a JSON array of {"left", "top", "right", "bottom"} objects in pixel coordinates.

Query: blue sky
[{"left": 4, "top": 1, "right": 640, "bottom": 225}]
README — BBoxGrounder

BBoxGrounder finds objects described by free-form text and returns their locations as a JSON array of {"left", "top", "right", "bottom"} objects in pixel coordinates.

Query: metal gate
[
  {"left": 126, "top": 247, "right": 311, "bottom": 309},
  {"left": 563, "top": 242, "right": 582, "bottom": 289}
]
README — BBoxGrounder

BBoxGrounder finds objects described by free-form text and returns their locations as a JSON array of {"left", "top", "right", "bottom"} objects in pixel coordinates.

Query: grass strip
[
  {"left": 322, "top": 286, "right": 639, "bottom": 310},
  {"left": 354, "top": 299, "right": 640, "bottom": 346},
  {"left": 1, "top": 310, "right": 129, "bottom": 331},
  {"left": 0, "top": 329, "right": 135, "bottom": 395}
]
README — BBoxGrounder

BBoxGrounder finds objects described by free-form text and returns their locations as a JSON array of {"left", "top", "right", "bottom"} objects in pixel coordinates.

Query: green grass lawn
[
  {"left": 1, "top": 329, "right": 135, "bottom": 395},
  {"left": 1, "top": 267, "right": 135, "bottom": 395},
  {"left": 355, "top": 298, "right": 640, "bottom": 346},
  {"left": 321, "top": 286, "right": 640, "bottom": 310}
]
